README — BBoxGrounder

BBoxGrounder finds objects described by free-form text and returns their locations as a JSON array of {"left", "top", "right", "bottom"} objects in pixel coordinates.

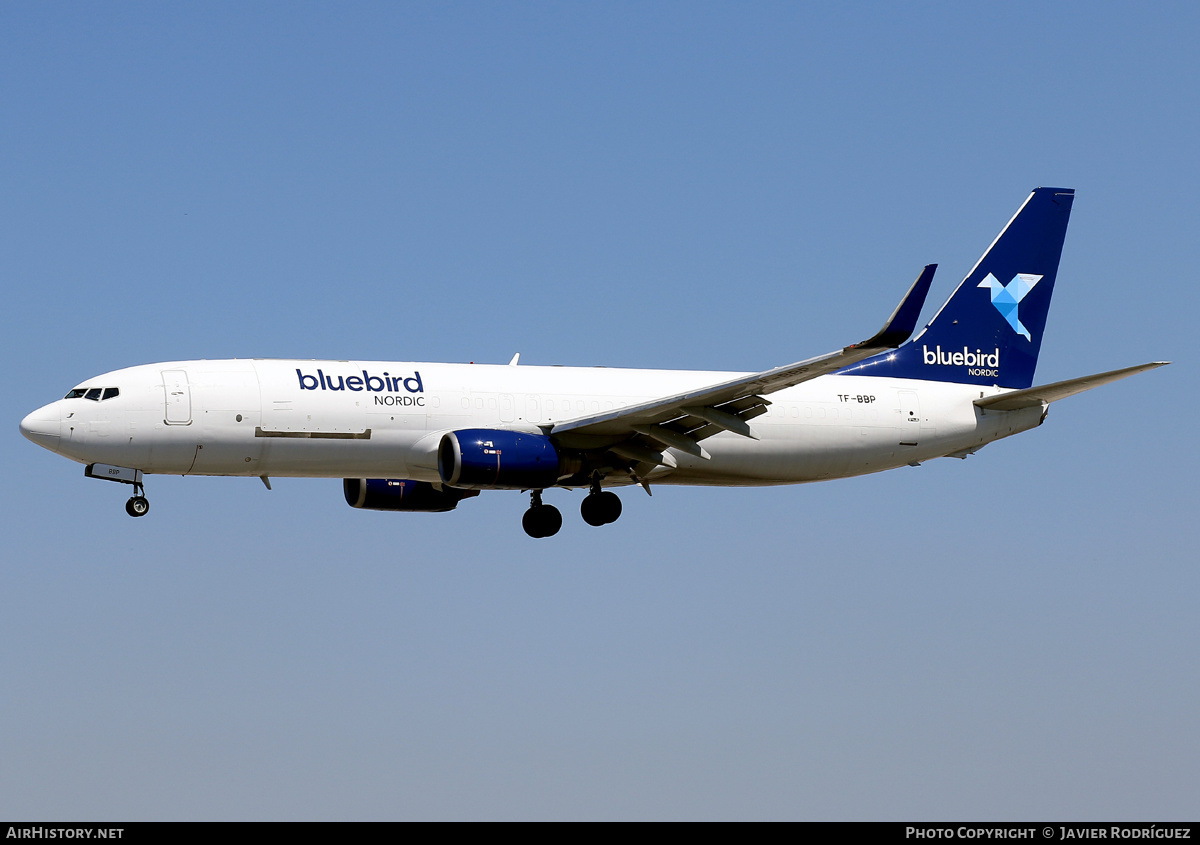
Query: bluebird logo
[
  {"left": 296, "top": 368, "right": 423, "bottom": 393},
  {"left": 922, "top": 345, "right": 1001, "bottom": 378},
  {"left": 977, "top": 273, "right": 1043, "bottom": 340}
]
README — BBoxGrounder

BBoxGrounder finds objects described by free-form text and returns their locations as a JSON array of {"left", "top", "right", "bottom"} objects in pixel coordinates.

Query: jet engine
[
  {"left": 438, "top": 429, "right": 562, "bottom": 490},
  {"left": 343, "top": 478, "right": 479, "bottom": 512}
]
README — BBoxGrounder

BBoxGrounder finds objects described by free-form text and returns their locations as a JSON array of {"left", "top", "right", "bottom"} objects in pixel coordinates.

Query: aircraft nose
[{"left": 20, "top": 403, "right": 61, "bottom": 450}]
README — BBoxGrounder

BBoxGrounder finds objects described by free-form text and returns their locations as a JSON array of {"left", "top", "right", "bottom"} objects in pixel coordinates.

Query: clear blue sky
[{"left": 3, "top": 2, "right": 1196, "bottom": 820}]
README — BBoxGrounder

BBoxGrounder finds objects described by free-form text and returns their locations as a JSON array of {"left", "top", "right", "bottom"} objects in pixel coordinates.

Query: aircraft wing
[
  {"left": 973, "top": 361, "right": 1169, "bottom": 411},
  {"left": 548, "top": 265, "right": 936, "bottom": 459}
]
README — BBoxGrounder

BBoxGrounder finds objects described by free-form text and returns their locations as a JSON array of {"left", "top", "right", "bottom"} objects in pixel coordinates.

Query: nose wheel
[
  {"left": 125, "top": 495, "right": 150, "bottom": 517},
  {"left": 522, "top": 490, "right": 562, "bottom": 538},
  {"left": 124, "top": 477, "right": 150, "bottom": 517}
]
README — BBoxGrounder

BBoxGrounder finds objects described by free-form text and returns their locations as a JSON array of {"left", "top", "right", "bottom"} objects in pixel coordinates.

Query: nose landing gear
[
  {"left": 522, "top": 490, "right": 562, "bottom": 538},
  {"left": 84, "top": 463, "right": 150, "bottom": 517}
]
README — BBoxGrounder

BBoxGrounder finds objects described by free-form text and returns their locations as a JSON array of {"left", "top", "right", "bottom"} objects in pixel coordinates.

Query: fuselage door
[
  {"left": 162, "top": 370, "right": 193, "bottom": 425},
  {"left": 524, "top": 394, "right": 542, "bottom": 423},
  {"left": 499, "top": 393, "right": 516, "bottom": 423}
]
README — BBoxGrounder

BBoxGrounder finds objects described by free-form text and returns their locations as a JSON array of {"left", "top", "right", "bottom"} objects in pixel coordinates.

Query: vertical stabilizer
[{"left": 839, "top": 187, "right": 1075, "bottom": 389}]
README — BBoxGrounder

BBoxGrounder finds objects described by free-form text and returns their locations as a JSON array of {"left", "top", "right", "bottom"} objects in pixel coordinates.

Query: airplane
[{"left": 19, "top": 187, "right": 1167, "bottom": 537}]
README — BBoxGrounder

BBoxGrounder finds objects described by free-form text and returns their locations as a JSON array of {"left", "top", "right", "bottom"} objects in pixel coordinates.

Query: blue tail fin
[{"left": 839, "top": 187, "right": 1075, "bottom": 389}]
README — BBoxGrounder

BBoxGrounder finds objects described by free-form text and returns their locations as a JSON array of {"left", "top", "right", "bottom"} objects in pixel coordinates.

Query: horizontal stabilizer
[{"left": 974, "top": 362, "right": 1169, "bottom": 411}]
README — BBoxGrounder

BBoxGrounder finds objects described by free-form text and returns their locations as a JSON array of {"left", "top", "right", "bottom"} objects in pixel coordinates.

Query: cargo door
[{"left": 192, "top": 365, "right": 263, "bottom": 474}]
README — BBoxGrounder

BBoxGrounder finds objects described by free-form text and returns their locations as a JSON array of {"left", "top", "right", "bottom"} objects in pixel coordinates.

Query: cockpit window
[{"left": 65, "top": 386, "right": 120, "bottom": 400}]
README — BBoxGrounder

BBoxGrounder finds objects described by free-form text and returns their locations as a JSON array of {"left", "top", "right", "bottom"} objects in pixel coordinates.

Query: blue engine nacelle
[
  {"left": 438, "top": 429, "right": 562, "bottom": 490},
  {"left": 343, "top": 478, "right": 479, "bottom": 512}
]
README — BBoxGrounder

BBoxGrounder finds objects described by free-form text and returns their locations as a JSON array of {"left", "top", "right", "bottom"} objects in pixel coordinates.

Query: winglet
[{"left": 849, "top": 264, "right": 936, "bottom": 351}]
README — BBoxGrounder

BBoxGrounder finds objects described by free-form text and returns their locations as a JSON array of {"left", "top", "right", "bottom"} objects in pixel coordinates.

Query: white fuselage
[{"left": 21, "top": 359, "right": 1045, "bottom": 488}]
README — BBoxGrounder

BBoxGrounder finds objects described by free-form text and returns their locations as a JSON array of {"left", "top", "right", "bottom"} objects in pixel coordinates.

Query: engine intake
[
  {"left": 343, "top": 478, "right": 478, "bottom": 512},
  {"left": 438, "top": 429, "right": 561, "bottom": 490}
]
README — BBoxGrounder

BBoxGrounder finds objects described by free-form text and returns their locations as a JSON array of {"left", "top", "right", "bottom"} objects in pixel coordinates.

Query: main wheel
[
  {"left": 539, "top": 504, "right": 562, "bottom": 536},
  {"left": 522, "top": 507, "right": 544, "bottom": 537},
  {"left": 581, "top": 491, "right": 622, "bottom": 526},
  {"left": 581, "top": 494, "right": 606, "bottom": 526},
  {"left": 522, "top": 504, "right": 562, "bottom": 538},
  {"left": 596, "top": 491, "right": 622, "bottom": 524},
  {"left": 125, "top": 496, "right": 150, "bottom": 517}
]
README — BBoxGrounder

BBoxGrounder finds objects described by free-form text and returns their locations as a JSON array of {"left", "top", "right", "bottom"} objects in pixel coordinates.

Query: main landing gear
[
  {"left": 521, "top": 479, "right": 623, "bottom": 538},
  {"left": 580, "top": 478, "right": 622, "bottom": 527},
  {"left": 522, "top": 490, "right": 562, "bottom": 538}
]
